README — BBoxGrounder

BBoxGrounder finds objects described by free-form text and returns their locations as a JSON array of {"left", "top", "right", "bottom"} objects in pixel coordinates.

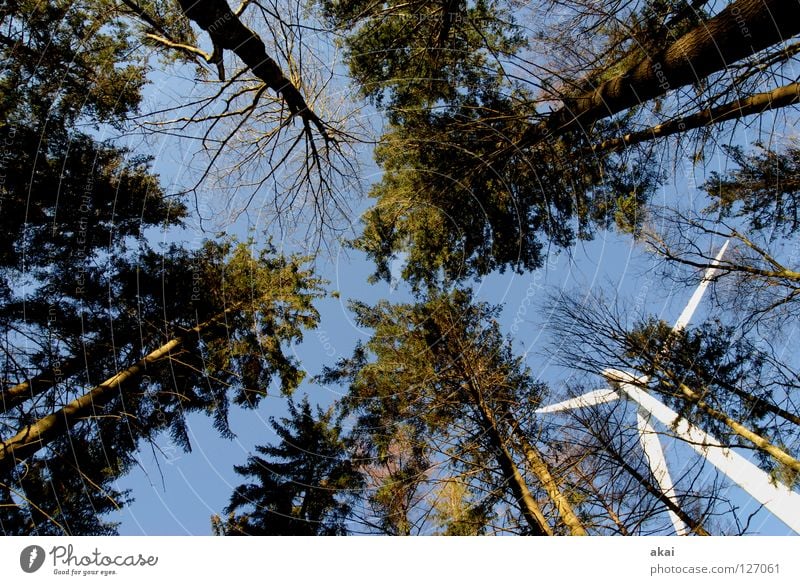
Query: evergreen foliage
[
  {"left": 214, "top": 396, "right": 361, "bottom": 535},
  {"left": 0, "top": 0, "right": 325, "bottom": 534}
]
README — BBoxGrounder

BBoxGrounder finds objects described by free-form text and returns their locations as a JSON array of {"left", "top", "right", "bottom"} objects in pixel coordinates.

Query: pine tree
[
  {"left": 320, "top": 289, "right": 586, "bottom": 534},
  {"left": 322, "top": 0, "right": 800, "bottom": 283},
  {"left": 213, "top": 396, "right": 361, "bottom": 535},
  {"left": 1, "top": 0, "right": 176, "bottom": 534}
]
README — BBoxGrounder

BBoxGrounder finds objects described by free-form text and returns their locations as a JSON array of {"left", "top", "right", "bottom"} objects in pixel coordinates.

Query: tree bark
[
  {"left": 669, "top": 379, "right": 800, "bottom": 475},
  {"left": 0, "top": 339, "right": 180, "bottom": 472},
  {"left": 510, "top": 428, "right": 589, "bottom": 535},
  {"left": 592, "top": 82, "right": 800, "bottom": 153},
  {"left": 174, "top": 0, "right": 326, "bottom": 135},
  {"left": 707, "top": 377, "right": 800, "bottom": 428},
  {"left": 0, "top": 308, "right": 237, "bottom": 473},
  {"left": 528, "top": 0, "right": 800, "bottom": 141},
  {"left": 467, "top": 384, "right": 553, "bottom": 535},
  {"left": 1, "top": 356, "right": 83, "bottom": 414}
]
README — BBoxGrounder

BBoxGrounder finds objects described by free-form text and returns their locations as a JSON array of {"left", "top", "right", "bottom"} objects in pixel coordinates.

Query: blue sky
[
  {"left": 97, "top": 24, "right": 800, "bottom": 536},
  {"left": 110, "top": 196, "right": 793, "bottom": 535}
]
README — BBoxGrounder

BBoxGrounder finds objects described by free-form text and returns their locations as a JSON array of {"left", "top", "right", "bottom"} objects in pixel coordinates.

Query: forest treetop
[{"left": 1, "top": 0, "right": 799, "bottom": 535}]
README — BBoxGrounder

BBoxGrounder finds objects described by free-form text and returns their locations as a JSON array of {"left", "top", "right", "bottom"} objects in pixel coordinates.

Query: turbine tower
[{"left": 537, "top": 241, "right": 800, "bottom": 534}]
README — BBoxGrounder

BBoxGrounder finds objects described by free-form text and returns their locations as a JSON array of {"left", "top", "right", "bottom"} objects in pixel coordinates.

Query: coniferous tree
[
  {"left": 320, "top": 0, "right": 800, "bottom": 283},
  {"left": 1, "top": 0, "right": 176, "bottom": 534},
  {"left": 703, "top": 144, "right": 800, "bottom": 236},
  {"left": 213, "top": 396, "right": 362, "bottom": 535},
  {"left": 626, "top": 319, "right": 800, "bottom": 484},
  {"left": 320, "top": 289, "right": 586, "bottom": 534},
  {"left": 1, "top": 236, "right": 325, "bottom": 534},
  {"left": 639, "top": 141, "right": 800, "bottom": 334},
  {"left": 0, "top": 1, "right": 326, "bottom": 534}
]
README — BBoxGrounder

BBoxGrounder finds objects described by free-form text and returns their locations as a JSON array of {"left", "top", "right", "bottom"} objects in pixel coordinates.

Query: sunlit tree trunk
[
  {"left": 0, "top": 307, "right": 236, "bottom": 472},
  {"left": 529, "top": 0, "right": 800, "bottom": 139},
  {"left": 592, "top": 82, "right": 800, "bottom": 153},
  {"left": 470, "top": 387, "right": 553, "bottom": 535}
]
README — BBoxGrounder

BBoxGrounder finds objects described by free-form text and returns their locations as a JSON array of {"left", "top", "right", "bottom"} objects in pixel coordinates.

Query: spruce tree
[
  {"left": 0, "top": 0, "right": 326, "bottom": 534},
  {"left": 214, "top": 396, "right": 361, "bottom": 535},
  {"left": 321, "top": 0, "right": 800, "bottom": 283},
  {"left": 320, "top": 289, "right": 586, "bottom": 534}
]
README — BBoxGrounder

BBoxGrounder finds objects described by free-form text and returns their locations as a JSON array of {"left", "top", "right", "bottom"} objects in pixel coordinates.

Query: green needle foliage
[
  {"left": 0, "top": 0, "right": 326, "bottom": 534},
  {"left": 326, "top": 0, "right": 800, "bottom": 286},
  {"left": 1, "top": 235, "right": 325, "bottom": 534},
  {"left": 356, "top": 111, "right": 658, "bottom": 287},
  {"left": 321, "top": 0, "right": 525, "bottom": 116},
  {"left": 704, "top": 144, "right": 800, "bottom": 236},
  {"left": 214, "top": 396, "right": 362, "bottom": 535},
  {"left": 0, "top": 0, "right": 146, "bottom": 129},
  {"left": 319, "top": 289, "right": 575, "bottom": 534}
]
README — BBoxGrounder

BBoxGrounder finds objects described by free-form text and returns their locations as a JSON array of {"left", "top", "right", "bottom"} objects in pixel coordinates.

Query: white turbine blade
[
  {"left": 672, "top": 239, "right": 730, "bottom": 332},
  {"left": 621, "top": 382, "right": 800, "bottom": 534},
  {"left": 636, "top": 408, "right": 690, "bottom": 536},
  {"left": 535, "top": 388, "right": 620, "bottom": 414}
]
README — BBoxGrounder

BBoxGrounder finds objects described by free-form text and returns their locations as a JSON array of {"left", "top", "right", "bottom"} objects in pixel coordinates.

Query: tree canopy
[
  {"left": 1, "top": 0, "right": 799, "bottom": 536},
  {"left": 335, "top": 0, "right": 800, "bottom": 283},
  {"left": 213, "top": 396, "right": 361, "bottom": 535},
  {"left": 1, "top": 0, "right": 325, "bottom": 534}
]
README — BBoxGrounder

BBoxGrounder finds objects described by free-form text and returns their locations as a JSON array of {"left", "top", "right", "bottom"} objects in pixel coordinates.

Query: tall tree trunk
[
  {"left": 481, "top": 416, "right": 553, "bottom": 535},
  {"left": 456, "top": 348, "right": 587, "bottom": 534},
  {"left": 667, "top": 379, "right": 800, "bottom": 475},
  {"left": 1, "top": 355, "right": 84, "bottom": 414},
  {"left": 0, "top": 308, "right": 236, "bottom": 472},
  {"left": 509, "top": 428, "right": 589, "bottom": 535},
  {"left": 711, "top": 377, "right": 800, "bottom": 428},
  {"left": 592, "top": 82, "right": 800, "bottom": 153},
  {"left": 527, "top": 0, "right": 800, "bottom": 141},
  {"left": 467, "top": 384, "right": 553, "bottom": 535}
]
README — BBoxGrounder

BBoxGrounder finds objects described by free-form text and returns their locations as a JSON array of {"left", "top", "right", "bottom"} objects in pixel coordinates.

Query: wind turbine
[{"left": 537, "top": 241, "right": 800, "bottom": 534}]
